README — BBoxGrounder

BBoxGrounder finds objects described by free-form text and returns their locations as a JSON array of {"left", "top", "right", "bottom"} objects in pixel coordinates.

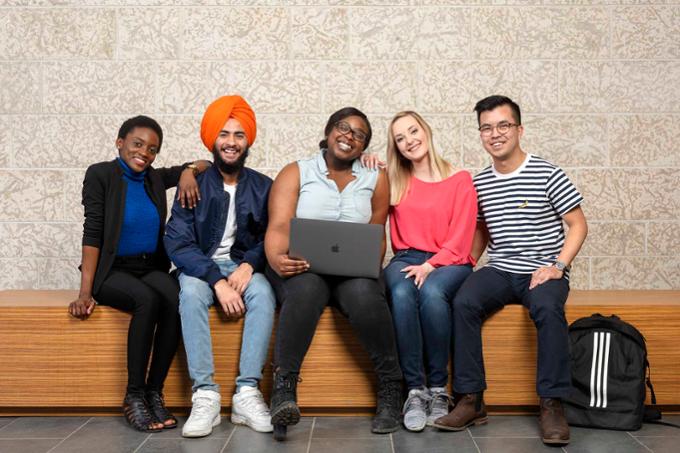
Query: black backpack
[{"left": 563, "top": 313, "right": 677, "bottom": 431}]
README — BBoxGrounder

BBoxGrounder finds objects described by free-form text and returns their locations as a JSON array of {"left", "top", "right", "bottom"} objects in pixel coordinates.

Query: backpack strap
[{"left": 643, "top": 361, "right": 680, "bottom": 429}]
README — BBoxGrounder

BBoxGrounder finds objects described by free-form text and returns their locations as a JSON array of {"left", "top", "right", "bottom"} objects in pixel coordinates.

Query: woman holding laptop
[
  {"left": 382, "top": 111, "right": 477, "bottom": 432},
  {"left": 264, "top": 107, "right": 403, "bottom": 439}
]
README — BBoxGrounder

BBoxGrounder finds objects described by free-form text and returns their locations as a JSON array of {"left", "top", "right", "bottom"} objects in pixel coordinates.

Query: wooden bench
[{"left": 1, "top": 290, "right": 679, "bottom": 415}]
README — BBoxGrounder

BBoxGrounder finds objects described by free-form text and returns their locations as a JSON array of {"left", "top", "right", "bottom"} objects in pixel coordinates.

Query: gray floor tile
[
  {"left": 49, "top": 417, "right": 148, "bottom": 453},
  {"left": 632, "top": 416, "right": 680, "bottom": 437},
  {"left": 0, "top": 438, "right": 62, "bottom": 453},
  {"left": 474, "top": 437, "right": 558, "bottom": 453},
  {"left": 565, "top": 427, "right": 649, "bottom": 453},
  {"left": 635, "top": 436, "right": 680, "bottom": 453},
  {"left": 149, "top": 416, "right": 235, "bottom": 439},
  {"left": 393, "top": 428, "right": 478, "bottom": 453},
  {"left": 223, "top": 420, "right": 313, "bottom": 453},
  {"left": 0, "top": 417, "right": 89, "bottom": 439},
  {"left": 312, "top": 416, "right": 376, "bottom": 438},
  {"left": 0, "top": 418, "right": 17, "bottom": 430},
  {"left": 309, "top": 437, "right": 392, "bottom": 453},
  {"left": 468, "top": 415, "right": 541, "bottom": 438},
  {"left": 138, "top": 437, "right": 228, "bottom": 453}
]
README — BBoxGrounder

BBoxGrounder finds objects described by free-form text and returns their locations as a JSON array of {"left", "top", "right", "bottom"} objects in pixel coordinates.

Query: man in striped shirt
[{"left": 434, "top": 95, "right": 588, "bottom": 446}]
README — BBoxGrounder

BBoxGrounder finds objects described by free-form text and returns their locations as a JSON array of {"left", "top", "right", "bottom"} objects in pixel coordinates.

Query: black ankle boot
[
  {"left": 270, "top": 370, "right": 301, "bottom": 441},
  {"left": 371, "top": 380, "right": 402, "bottom": 434}
]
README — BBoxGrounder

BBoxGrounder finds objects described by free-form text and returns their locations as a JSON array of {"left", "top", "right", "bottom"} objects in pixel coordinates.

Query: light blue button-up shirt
[{"left": 296, "top": 150, "right": 378, "bottom": 224}]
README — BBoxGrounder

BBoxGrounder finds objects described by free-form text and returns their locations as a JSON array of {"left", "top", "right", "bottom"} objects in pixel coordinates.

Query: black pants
[
  {"left": 453, "top": 266, "right": 571, "bottom": 398},
  {"left": 265, "top": 266, "right": 402, "bottom": 383},
  {"left": 94, "top": 264, "right": 181, "bottom": 395}
]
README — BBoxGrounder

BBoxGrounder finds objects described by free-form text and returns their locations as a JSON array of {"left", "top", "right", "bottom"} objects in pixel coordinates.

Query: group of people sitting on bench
[{"left": 68, "top": 93, "right": 588, "bottom": 445}]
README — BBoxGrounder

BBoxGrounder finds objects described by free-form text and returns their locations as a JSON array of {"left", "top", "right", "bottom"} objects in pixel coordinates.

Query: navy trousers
[{"left": 453, "top": 266, "right": 571, "bottom": 398}]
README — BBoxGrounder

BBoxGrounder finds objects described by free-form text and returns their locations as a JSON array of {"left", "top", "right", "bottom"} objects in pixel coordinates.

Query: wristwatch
[
  {"left": 553, "top": 260, "right": 570, "bottom": 272},
  {"left": 185, "top": 162, "right": 199, "bottom": 176}
]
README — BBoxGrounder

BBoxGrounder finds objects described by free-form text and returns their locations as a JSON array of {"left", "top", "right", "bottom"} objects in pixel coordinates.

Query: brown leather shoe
[
  {"left": 433, "top": 393, "right": 488, "bottom": 431},
  {"left": 539, "top": 398, "right": 570, "bottom": 445}
]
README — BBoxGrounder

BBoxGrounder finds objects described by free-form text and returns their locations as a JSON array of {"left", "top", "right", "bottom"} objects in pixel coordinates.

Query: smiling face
[
  {"left": 116, "top": 127, "right": 160, "bottom": 172},
  {"left": 326, "top": 115, "right": 369, "bottom": 163},
  {"left": 391, "top": 114, "right": 430, "bottom": 164},
  {"left": 478, "top": 104, "right": 524, "bottom": 162},
  {"left": 213, "top": 117, "right": 248, "bottom": 167}
]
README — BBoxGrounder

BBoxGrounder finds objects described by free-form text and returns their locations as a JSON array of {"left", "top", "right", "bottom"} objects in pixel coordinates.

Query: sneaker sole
[
  {"left": 542, "top": 437, "right": 570, "bottom": 445},
  {"left": 231, "top": 413, "right": 274, "bottom": 433},
  {"left": 270, "top": 402, "right": 300, "bottom": 426},
  {"left": 433, "top": 416, "right": 488, "bottom": 432},
  {"left": 181, "top": 415, "right": 221, "bottom": 438}
]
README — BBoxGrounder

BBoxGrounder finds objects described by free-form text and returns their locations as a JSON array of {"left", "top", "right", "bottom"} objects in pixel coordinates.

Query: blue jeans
[
  {"left": 178, "top": 259, "right": 276, "bottom": 393},
  {"left": 384, "top": 249, "right": 472, "bottom": 390}
]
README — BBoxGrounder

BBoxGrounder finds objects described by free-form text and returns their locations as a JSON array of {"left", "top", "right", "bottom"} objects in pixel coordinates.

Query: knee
[
  {"left": 133, "top": 292, "right": 161, "bottom": 317},
  {"left": 178, "top": 274, "right": 213, "bottom": 314},
  {"left": 453, "top": 291, "right": 483, "bottom": 317},
  {"left": 388, "top": 282, "right": 417, "bottom": 311},
  {"left": 529, "top": 299, "right": 565, "bottom": 323},
  {"left": 245, "top": 274, "right": 276, "bottom": 314}
]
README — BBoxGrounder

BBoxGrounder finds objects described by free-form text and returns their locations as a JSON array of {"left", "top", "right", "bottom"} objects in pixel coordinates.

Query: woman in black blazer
[{"left": 68, "top": 116, "right": 209, "bottom": 432}]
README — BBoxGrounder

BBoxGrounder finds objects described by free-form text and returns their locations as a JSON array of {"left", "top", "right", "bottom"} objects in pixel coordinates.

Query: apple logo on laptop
[{"left": 331, "top": 244, "right": 340, "bottom": 253}]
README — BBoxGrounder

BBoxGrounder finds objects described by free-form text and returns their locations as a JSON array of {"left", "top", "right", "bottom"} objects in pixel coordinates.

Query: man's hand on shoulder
[
  {"left": 227, "top": 262, "right": 254, "bottom": 295},
  {"left": 214, "top": 279, "right": 245, "bottom": 318}
]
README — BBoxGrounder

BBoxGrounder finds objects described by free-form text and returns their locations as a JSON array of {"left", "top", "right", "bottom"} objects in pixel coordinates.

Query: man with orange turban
[{"left": 165, "top": 95, "right": 275, "bottom": 438}]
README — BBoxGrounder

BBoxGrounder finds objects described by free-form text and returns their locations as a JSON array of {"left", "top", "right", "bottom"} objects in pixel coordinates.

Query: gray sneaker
[
  {"left": 427, "top": 387, "right": 453, "bottom": 426},
  {"left": 403, "top": 388, "right": 429, "bottom": 432}
]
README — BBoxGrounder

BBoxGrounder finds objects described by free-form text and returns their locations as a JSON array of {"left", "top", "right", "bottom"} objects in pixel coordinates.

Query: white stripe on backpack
[{"left": 589, "top": 331, "right": 612, "bottom": 408}]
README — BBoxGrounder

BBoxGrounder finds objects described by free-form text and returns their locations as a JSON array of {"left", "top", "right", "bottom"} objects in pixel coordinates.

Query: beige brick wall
[{"left": 1, "top": 1, "right": 678, "bottom": 290}]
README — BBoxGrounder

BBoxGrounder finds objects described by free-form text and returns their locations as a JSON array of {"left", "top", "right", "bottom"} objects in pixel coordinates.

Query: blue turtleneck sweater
[{"left": 116, "top": 158, "right": 160, "bottom": 257}]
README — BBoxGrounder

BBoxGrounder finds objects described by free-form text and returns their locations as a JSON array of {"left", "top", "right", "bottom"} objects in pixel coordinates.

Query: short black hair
[
  {"left": 473, "top": 95, "right": 521, "bottom": 126},
  {"left": 319, "top": 107, "right": 372, "bottom": 151},
  {"left": 117, "top": 115, "right": 164, "bottom": 152}
]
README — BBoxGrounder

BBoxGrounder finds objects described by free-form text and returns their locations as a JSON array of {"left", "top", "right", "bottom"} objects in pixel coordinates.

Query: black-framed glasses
[
  {"left": 478, "top": 121, "right": 519, "bottom": 137},
  {"left": 335, "top": 121, "right": 367, "bottom": 143}
]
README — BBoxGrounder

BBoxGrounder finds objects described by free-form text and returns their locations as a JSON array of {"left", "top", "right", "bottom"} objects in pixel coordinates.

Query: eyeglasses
[
  {"left": 335, "top": 121, "right": 367, "bottom": 143},
  {"left": 478, "top": 121, "right": 519, "bottom": 137}
]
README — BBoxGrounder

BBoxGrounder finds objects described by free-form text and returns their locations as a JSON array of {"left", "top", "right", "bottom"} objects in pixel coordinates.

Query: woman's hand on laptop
[{"left": 273, "top": 254, "right": 310, "bottom": 277}]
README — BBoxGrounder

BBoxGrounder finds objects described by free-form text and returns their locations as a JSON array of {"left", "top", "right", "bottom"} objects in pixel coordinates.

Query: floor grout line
[
  {"left": 131, "top": 433, "right": 152, "bottom": 453},
  {"left": 45, "top": 416, "right": 92, "bottom": 453},
  {"left": 0, "top": 418, "right": 20, "bottom": 432},
  {"left": 389, "top": 431, "right": 395, "bottom": 453},
  {"left": 467, "top": 427, "right": 482, "bottom": 453},
  {"left": 0, "top": 437, "right": 65, "bottom": 440},
  {"left": 305, "top": 417, "right": 316, "bottom": 453},
  {"left": 627, "top": 431, "right": 654, "bottom": 452},
  {"left": 219, "top": 426, "right": 237, "bottom": 453}
]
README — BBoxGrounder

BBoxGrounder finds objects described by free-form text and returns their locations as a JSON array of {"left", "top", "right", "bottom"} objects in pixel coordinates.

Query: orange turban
[{"left": 200, "top": 95, "right": 257, "bottom": 151}]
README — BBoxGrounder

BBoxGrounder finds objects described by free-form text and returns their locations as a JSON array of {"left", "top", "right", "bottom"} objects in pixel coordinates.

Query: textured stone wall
[{"left": 1, "top": 1, "right": 678, "bottom": 290}]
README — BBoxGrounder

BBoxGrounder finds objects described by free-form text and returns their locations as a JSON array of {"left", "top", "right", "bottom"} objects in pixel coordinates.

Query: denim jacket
[{"left": 164, "top": 164, "right": 272, "bottom": 287}]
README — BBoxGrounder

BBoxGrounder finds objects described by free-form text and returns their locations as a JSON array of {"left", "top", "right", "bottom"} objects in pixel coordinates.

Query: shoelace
[
  {"left": 403, "top": 390, "right": 430, "bottom": 414},
  {"left": 428, "top": 391, "right": 454, "bottom": 414},
  {"left": 192, "top": 397, "right": 217, "bottom": 418},
  {"left": 241, "top": 393, "right": 270, "bottom": 416}
]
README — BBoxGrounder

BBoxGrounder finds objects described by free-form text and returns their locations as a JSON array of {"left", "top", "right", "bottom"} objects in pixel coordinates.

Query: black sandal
[
  {"left": 145, "top": 390, "right": 178, "bottom": 429},
  {"left": 122, "top": 393, "right": 163, "bottom": 433}
]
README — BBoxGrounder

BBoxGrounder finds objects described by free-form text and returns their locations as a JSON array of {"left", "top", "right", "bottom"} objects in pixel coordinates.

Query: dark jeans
[
  {"left": 265, "top": 266, "right": 402, "bottom": 383},
  {"left": 384, "top": 249, "right": 472, "bottom": 389},
  {"left": 453, "top": 266, "right": 571, "bottom": 398},
  {"left": 94, "top": 261, "right": 181, "bottom": 396}
]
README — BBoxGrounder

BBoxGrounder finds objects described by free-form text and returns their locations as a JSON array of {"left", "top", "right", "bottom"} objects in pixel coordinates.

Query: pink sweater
[{"left": 389, "top": 171, "right": 478, "bottom": 267}]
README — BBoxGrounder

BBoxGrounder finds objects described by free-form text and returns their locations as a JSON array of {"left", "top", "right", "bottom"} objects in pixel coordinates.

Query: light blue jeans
[{"left": 178, "top": 259, "right": 275, "bottom": 393}]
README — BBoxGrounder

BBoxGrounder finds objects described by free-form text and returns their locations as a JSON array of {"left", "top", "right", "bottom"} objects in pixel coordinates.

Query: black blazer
[{"left": 81, "top": 159, "right": 185, "bottom": 295}]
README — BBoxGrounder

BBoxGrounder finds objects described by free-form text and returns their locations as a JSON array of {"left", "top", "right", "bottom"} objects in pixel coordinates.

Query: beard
[{"left": 212, "top": 146, "right": 249, "bottom": 175}]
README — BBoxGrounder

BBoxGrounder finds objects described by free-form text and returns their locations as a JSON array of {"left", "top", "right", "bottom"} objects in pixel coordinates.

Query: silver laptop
[{"left": 289, "top": 218, "right": 383, "bottom": 279}]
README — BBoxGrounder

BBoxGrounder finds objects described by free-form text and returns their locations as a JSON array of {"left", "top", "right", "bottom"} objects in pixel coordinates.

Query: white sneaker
[
  {"left": 231, "top": 386, "right": 273, "bottom": 433},
  {"left": 182, "top": 389, "right": 221, "bottom": 438},
  {"left": 427, "top": 387, "right": 452, "bottom": 426},
  {"left": 403, "top": 388, "right": 429, "bottom": 432}
]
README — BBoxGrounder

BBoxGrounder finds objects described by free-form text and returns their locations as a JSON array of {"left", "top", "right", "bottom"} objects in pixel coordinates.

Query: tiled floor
[{"left": 0, "top": 414, "right": 678, "bottom": 453}]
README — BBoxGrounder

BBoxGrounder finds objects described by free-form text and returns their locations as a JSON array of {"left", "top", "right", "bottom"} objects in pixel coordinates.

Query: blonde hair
[{"left": 387, "top": 111, "right": 452, "bottom": 205}]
